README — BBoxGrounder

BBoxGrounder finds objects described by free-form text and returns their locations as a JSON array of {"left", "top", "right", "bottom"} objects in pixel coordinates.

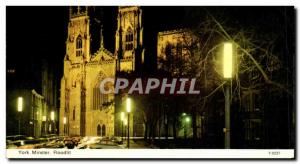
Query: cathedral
[{"left": 59, "top": 6, "right": 145, "bottom": 137}]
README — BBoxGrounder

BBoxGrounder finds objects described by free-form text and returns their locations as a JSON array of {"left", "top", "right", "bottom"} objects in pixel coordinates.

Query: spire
[
  {"left": 100, "top": 24, "right": 104, "bottom": 48},
  {"left": 77, "top": 6, "right": 80, "bottom": 14},
  {"left": 69, "top": 6, "right": 88, "bottom": 18},
  {"left": 69, "top": 7, "right": 72, "bottom": 18}
]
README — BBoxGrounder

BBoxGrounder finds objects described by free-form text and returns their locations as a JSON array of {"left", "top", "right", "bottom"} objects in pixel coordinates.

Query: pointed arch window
[
  {"left": 93, "top": 87, "right": 109, "bottom": 110},
  {"left": 93, "top": 75, "right": 109, "bottom": 110},
  {"left": 97, "top": 125, "right": 101, "bottom": 136},
  {"left": 76, "top": 35, "right": 83, "bottom": 57},
  {"left": 102, "top": 125, "right": 106, "bottom": 136},
  {"left": 125, "top": 28, "right": 133, "bottom": 51}
]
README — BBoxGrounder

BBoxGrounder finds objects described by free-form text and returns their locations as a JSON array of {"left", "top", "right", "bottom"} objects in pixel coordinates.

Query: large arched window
[
  {"left": 76, "top": 35, "right": 83, "bottom": 57},
  {"left": 93, "top": 74, "right": 109, "bottom": 110},
  {"left": 97, "top": 125, "right": 101, "bottom": 136},
  {"left": 102, "top": 125, "right": 106, "bottom": 136},
  {"left": 125, "top": 28, "right": 133, "bottom": 51}
]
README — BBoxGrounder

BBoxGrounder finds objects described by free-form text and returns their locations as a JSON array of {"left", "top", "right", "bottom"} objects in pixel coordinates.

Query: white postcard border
[{"left": 6, "top": 149, "right": 294, "bottom": 159}]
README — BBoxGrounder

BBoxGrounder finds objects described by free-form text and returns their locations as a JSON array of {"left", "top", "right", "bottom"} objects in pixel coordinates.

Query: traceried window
[
  {"left": 93, "top": 87, "right": 109, "bottom": 110},
  {"left": 76, "top": 35, "right": 83, "bottom": 57},
  {"left": 125, "top": 28, "right": 133, "bottom": 51}
]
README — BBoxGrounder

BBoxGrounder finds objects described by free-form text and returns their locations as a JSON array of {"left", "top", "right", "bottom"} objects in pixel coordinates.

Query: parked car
[
  {"left": 6, "top": 135, "right": 27, "bottom": 147},
  {"left": 64, "top": 135, "right": 82, "bottom": 149}
]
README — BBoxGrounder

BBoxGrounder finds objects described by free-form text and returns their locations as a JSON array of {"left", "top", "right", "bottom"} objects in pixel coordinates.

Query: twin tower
[{"left": 67, "top": 6, "right": 144, "bottom": 71}]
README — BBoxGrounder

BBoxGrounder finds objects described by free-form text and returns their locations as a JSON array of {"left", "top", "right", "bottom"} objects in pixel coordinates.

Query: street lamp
[
  {"left": 42, "top": 116, "right": 46, "bottom": 135},
  {"left": 185, "top": 117, "right": 190, "bottom": 123},
  {"left": 126, "top": 97, "right": 131, "bottom": 148},
  {"left": 51, "top": 111, "right": 55, "bottom": 121},
  {"left": 124, "top": 118, "right": 127, "bottom": 141},
  {"left": 51, "top": 111, "right": 55, "bottom": 134},
  {"left": 223, "top": 42, "right": 233, "bottom": 78},
  {"left": 182, "top": 114, "right": 190, "bottom": 139},
  {"left": 63, "top": 116, "right": 67, "bottom": 135},
  {"left": 223, "top": 42, "right": 233, "bottom": 149},
  {"left": 17, "top": 97, "right": 23, "bottom": 135},
  {"left": 120, "top": 112, "right": 125, "bottom": 141}
]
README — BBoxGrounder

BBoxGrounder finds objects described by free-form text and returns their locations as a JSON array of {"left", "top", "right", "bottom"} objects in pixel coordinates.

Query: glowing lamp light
[
  {"left": 124, "top": 119, "right": 128, "bottom": 126},
  {"left": 121, "top": 112, "right": 125, "bottom": 121},
  {"left": 42, "top": 116, "right": 46, "bottom": 121},
  {"left": 223, "top": 42, "right": 233, "bottom": 78},
  {"left": 185, "top": 117, "right": 190, "bottom": 123},
  {"left": 51, "top": 111, "right": 55, "bottom": 121},
  {"left": 63, "top": 117, "right": 67, "bottom": 124},
  {"left": 17, "top": 97, "right": 23, "bottom": 112},
  {"left": 126, "top": 98, "right": 131, "bottom": 113}
]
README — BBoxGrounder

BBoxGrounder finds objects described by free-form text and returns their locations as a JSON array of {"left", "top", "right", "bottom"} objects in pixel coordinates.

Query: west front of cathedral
[{"left": 59, "top": 6, "right": 145, "bottom": 137}]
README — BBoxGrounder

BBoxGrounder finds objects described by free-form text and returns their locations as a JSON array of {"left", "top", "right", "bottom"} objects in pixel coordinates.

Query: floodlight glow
[{"left": 223, "top": 42, "right": 233, "bottom": 78}]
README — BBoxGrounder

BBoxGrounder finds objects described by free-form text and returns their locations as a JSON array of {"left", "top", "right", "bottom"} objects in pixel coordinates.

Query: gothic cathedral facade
[{"left": 59, "top": 6, "right": 145, "bottom": 137}]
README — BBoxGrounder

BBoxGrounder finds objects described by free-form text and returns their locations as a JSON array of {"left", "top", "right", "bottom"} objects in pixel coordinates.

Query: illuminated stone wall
[
  {"left": 59, "top": 7, "right": 145, "bottom": 137},
  {"left": 157, "top": 29, "right": 196, "bottom": 71},
  {"left": 59, "top": 7, "right": 115, "bottom": 137}
]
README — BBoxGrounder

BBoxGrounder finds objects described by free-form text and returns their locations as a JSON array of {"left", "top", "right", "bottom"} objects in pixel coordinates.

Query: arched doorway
[
  {"left": 102, "top": 125, "right": 106, "bottom": 136},
  {"left": 97, "top": 124, "right": 101, "bottom": 136}
]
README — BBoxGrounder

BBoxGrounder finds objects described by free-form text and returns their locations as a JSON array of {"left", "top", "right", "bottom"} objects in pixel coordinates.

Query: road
[{"left": 7, "top": 136, "right": 155, "bottom": 149}]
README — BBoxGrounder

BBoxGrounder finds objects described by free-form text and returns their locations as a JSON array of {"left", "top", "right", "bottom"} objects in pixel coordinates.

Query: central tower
[{"left": 115, "top": 6, "right": 144, "bottom": 72}]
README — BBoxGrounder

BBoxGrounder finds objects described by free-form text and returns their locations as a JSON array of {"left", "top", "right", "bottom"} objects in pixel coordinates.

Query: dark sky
[
  {"left": 6, "top": 6, "right": 68, "bottom": 92},
  {"left": 5, "top": 6, "right": 188, "bottom": 92},
  {"left": 6, "top": 6, "right": 295, "bottom": 93}
]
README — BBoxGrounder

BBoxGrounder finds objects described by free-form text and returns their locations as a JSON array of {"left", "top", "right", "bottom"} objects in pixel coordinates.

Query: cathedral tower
[
  {"left": 115, "top": 6, "right": 144, "bottom": 72},
  {"left": 66, "top": 6, "right": 91, "bottom": 63},
  {"left": 60, "top": 7, "right": 115, "bottom": 137},
  {"left": 60, "top": 6, "right": 90, "bottom": 136}
]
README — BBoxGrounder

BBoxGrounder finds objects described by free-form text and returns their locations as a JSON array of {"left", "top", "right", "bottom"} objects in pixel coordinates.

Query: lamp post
[
  {"left": 124, "top": 118, "right": 127, "bottom": 141},
  {"left": 184, "top": 116, "right": 190, "bottom": 139},
  {"left": 42, "top": 116, "right": 46, "bottom": 135},
  {"left": 121, "top": 112, "right": 125, "bottom": 141},
  {"left": 51, "top": 111, "right": 55, "bottom": 134},
  {"left": 63, "top": 116, "right": 67, "bottom": 136},
  {"left": 126, "top": 97, "right": 131, "bottom": 149},
  {"left": 17, "top": 97, "right": 23, "bottom": 135},
  {"left": 223, "top": 42, "right": 233, "bottom": 149},
  {"left": 182, "top": 113, "right": 190, "bottom": 139}
]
